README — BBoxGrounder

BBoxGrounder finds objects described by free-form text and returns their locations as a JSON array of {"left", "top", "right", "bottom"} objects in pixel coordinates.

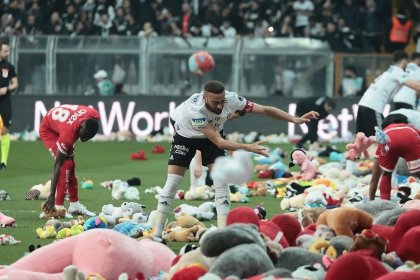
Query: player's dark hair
[
  {"left": 0, "top": 38, "right": 9, "bottom": 48},
  {"left": 411, "top": 52, "right": 420, "bottom": 61},
  {"left": 381, "top": 113, "right": 408, "bottom": 129},
  {"left": 83, "top": 118, "right": 99, "bottom": 139},
  {"left": 325, "top": 98, "right": 336, "bottom": 109},
  {"left": 393, "top": 50, "right": 408, "bottom": 63},
  {"left": 204, "top": 80, "right": 225, "bottom": 94}
]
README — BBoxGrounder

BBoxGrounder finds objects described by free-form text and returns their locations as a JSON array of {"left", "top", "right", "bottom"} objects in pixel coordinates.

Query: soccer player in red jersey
[{"left": 39, "top": 104, "right": 99, "bottom": 216}]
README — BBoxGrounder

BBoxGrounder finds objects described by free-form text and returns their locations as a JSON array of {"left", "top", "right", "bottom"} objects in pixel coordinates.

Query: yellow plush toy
[{"left": 36, "top": 225, "right": 57, "bottom": 239}]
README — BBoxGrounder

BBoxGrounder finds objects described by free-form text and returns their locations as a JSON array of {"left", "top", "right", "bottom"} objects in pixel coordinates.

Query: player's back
[{"left": 44, "top": 104, "right": 99, "bottom": 134}]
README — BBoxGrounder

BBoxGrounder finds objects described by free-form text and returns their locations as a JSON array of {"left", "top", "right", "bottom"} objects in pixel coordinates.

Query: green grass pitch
[{"left": 0, "top": 140, "right": 336, "bottom": 265}]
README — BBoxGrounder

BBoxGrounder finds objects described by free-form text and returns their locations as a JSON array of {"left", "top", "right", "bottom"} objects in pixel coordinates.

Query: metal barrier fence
[
  {"left": 9, "top": 36, "right": 392, "bottom": 97},
  {"left": 8, "top": 36, "right": 327, "bottom": 97}
]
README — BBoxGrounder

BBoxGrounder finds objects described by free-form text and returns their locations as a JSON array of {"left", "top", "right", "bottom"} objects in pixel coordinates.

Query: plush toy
[
  {"left": 0, "top": 234, "right": 20, "bottom": 245},
  {"left": 276, "top": 247, "right": 324, "bottom": 272},
  {"left": 286, "top": 208, "right": 327, "bottom": 228},
  {"left": 199, "top": 224, "right": 276, "bottom": 279},
  {"left": 211, "top": 150, "right": 254, "bottom": 185},
  {"left": 271, "top": 214, "right": 302, "bottom": 246},
  {"left": 316, "top": 207, "right": 373, "bottom": 238},
  {"left": 39, "top": 202, "right": 67, "bottom": 219},
  {"left": 173, "top": 204, "right": 215, "bottom": 221},
  {"left": 120, "top": 202, "right": 146, "bottom": 220},
  {"left": 184, "top": 185, "right": 215, "bottom": 201},
  {"left": 289, "top": 149, "right": 317, "bottom": 181},
  {"left": 99, "top": 203, "right": 123, "bottom": 226},
  {"left": 350, "top": 229, "right": 388, "bottom": 260},
  {"left": 83, "top": 216, "right": 107, "bottom": 231},
  {"left": 0, "top": 229, "right": 175, "bottom": 279},
  {"left": 371, "top": 209, "right": 420, "bottom": 253},
  {"left": 36, "top": 225, "right": 57, "bottom": 239},
  {"left": 0, "top": 212, "right": 16, "bottom": 227},
  {"left": 164, "top": 224, "right": 207, "bottom": 242},
  {"left": 81, "top": 179, "right": 94, "bottom": 189},
  {"left": 280, "top": 193, "right": 305, "bottom": 211},
  {"left": 25, "top": 180, "right": 51, "bottom": 200},
  {"left": 325, "top": 252, "right": 388, "bottom": 280},
  {"left": 345, "top": 132, "right": 376, "bottom": 161}
]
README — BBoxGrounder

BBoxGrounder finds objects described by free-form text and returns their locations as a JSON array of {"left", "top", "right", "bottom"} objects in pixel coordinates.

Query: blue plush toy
[
  {"left": 83, "top": 216, "right": 107, "bottom": 231},
  {"left": 81, "top": 179, "right": 94, "bottom": 189}
]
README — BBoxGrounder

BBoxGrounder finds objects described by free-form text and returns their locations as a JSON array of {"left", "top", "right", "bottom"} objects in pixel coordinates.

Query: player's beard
[{"left": 205, "top": 103, "right": 223, "bottom": 114}]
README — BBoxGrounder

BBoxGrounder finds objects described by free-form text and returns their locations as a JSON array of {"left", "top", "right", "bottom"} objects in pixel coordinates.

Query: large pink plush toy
[
  {"left": 345, "top": 132, "right": 376, "bottom": 161},
  {"left": 289, "top": 148, "right": 317, "bottom": 181},
  {"left": 0, "top": 229, "right": 175, "bottom": 280}
]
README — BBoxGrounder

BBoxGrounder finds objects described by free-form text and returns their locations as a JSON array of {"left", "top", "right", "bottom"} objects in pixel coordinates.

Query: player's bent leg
[
  {"left": 67, "top": 159, "right": 79, "bottom": 203},
  {"left": 154, "top": 169, "right": 185, "bottom": 238},
  {"left": 55, "top": 160, "right": 73, "bottom": 206},
  {"left": 379, "top": 171, "right": 392, "bottom": 200},
  {"left": 213, "top": 180, "right": 230, "bottom": 228}
]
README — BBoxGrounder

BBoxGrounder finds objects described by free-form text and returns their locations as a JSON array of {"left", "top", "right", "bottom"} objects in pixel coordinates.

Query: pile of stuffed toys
[{"left": 2, "top": 132, "right": 420, "bottom": 279}]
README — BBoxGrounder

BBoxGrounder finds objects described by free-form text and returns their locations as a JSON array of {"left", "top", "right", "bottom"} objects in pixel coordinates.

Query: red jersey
[{"left": 40, "top": 104, "right": 99, "bottom": 156}]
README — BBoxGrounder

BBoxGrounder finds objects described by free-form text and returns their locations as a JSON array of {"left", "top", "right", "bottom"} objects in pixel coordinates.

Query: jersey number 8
[{"left": 50, "top": 105, "right": 79, "bottom": 122}]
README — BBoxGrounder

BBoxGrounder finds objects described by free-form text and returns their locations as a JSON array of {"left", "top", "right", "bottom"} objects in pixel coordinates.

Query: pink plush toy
[
  {"left": 0, "top": 229, "right": 175, "bottom": 279},
  {"left": 0, "top": 212, "right": 16, "bottom": 227},
  {"left": 289, "top": 148, "right": 317, "bottom": 181},
  {"left": 345, "top": 132, "right": 376, "bottom": 161}
]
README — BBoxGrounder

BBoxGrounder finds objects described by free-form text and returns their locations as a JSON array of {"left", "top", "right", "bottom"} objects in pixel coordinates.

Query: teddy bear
[
  {"left": 0, "top": 229, "right": 176, "bottom": 279},
  {"left": 345, "top": 132, "right": 376, "bottom": 161},
  {"left": 36, "top": 225, "right": 57, "bottom": 239},
  {"left": 184, "top": 185, "right": 215, "bottom": 201},
  {"left": 350, "top": 229, "right": 387, "bottom": 260},
  {"left": 164, "top": 224, "right": 207, "bottom": 242},
  {"left": 289, "top": 149, "right": 317, "bottom": 181},
  {"left": 119, "top": 202, "right": 146, "bottom": 222},
  {"left": 164, "top": 214, "right": 207, "bottom": 242},
  {"left": 199, "top": 223, "right": 276, "bottom": 279},
  {"left": 39, "top": 202, "right": 67, "bottom": 219},
  {"left": 25, "top": 180, "right": 51, "bottom": 200},
  {"left": 173, "top": 203, "right": 215, "bottom": 221},
  {"left": 316, "top": 207, "right": 373, "bottom": 238},
  {"left": 286, "top": 207, "right": 327, "bottom": 227}
]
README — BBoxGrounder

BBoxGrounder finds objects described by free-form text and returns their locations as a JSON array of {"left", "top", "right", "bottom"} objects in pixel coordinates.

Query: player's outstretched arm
[
  {"left": 200, "top": 124, "right": 269, "bottom": 157},
  {"left": 369, "top": 158, "right": 381, "bottom": 200},
  {"left": 249, "top": 103, "right": 319, "bottom": 124},
  {"left": 403, "top": 79, "right": 420, "bottom": 93},
  {"left": 42, "top": 151, "right": 66, "bottom": 213}
]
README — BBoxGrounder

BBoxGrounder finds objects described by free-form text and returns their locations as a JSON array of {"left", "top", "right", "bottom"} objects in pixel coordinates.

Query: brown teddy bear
[
  {"left": 164, "top": 224, "right": 207, "bottom": 242},
  {"left": 350, "top": 229, "right": 387, "bottom": 260},
  {"left": 40, "top": 202, "right": 67, "bottom": 219},
  {"left": 287, "top": 208, "right": 327, "bottom": 227},
  {"left": 316, "top": 207, "right": 373, "bottom": 238}
]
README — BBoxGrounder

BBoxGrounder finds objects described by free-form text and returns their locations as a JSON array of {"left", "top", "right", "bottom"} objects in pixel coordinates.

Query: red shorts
[
  {"left": 39, "top": 117, "right": 59, "bottom": 157},
  {"left": 376, "top": 124, "right": 420, "bottom": 173}
]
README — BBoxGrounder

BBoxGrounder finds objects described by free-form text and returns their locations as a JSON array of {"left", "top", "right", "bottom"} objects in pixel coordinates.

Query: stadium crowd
[{"left": 0, "top": 0, "right": 419, "bottom": 53}]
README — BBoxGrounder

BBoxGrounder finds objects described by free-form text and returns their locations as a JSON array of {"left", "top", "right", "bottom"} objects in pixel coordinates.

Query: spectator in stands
[
  {"left": 293, "top": 0, "right": 314, "bottom": 37},
  {"left": 113, "top": 7, "right": 129, "bottom": 36},
  {"left": 359, "top": 0, "right": 383, "bottom": 53},
  {"left": 180, "top": 2, "right": 195, "bottom": 37},
  {"left": 62, "top": 3, "right": 78, "bottom": 34},
  {"left": 93, "top": 70, "right": 114, "bottom": 96},
  {"left": 93, "top": 12, "right": 117, "bottom": 36},
  {"left": 338, "top": 0, "right": 359, "bottom": 32},
  {"left": 338, "top": 66, "right": 366, "bottom": 97},
  {"left": 276, "top": 14, "right": 294, "bottom": 37},
  {"left": 138, "top": 21, "right": 158, "bottom": 37},
  {"left": 305, "top": 16, "right": 325, "bottom": 39},
  {"left": 219, "top": 19, "right": 237, "bottom": 38},
  {"left": 387, "top": 10, "right": 412, "bottom": 52},
  {"left": 324, "top": 21, "right": 346, "bottom": 51}
]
